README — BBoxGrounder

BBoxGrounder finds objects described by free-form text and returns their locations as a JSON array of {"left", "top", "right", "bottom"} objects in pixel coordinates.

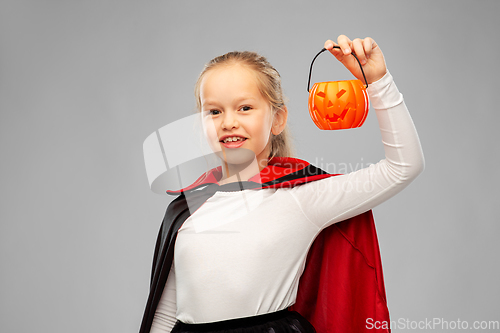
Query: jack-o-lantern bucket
[{"left": 307, "top": 47, "right": 369, "bottom": 130}]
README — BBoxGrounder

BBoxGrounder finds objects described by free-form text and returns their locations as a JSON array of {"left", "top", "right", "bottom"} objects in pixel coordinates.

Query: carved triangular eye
[
  {"left": 317, "top": 91, "right": 326, "bottom": 98},
  {"left": 336, "top": 89, "right": 346, "bottom": 98}
]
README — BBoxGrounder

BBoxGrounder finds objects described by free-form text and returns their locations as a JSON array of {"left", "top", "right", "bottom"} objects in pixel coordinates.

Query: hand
[{"left": 324, "top": 35, "right": 387, "bottom": 85}]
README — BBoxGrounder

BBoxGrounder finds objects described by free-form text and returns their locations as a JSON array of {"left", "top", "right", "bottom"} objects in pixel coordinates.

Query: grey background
[{"left": 1, "top": 1, "right": 499, "bottom": 332}]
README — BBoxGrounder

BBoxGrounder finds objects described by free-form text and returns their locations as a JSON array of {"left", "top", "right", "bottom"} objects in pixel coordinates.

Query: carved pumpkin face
[{"left": 308, "top": 79, "right": 369, "bottom": 130}]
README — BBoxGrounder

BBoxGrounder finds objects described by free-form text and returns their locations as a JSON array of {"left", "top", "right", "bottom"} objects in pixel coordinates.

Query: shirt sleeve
[
  {"left": 289, "top": 71, "right": 425, "bottom": 230},
  {"left": 150, "top": 262, "right": 177, "bottom": 333}
]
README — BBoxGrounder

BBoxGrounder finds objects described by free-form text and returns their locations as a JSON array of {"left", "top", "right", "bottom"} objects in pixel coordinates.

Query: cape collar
[{"left": 166, "top": 157, "right": 335, "bottom": 195}]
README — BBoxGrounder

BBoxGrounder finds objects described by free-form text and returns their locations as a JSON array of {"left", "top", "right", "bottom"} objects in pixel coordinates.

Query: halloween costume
[{"left": 140, "top": 72, "right": 424, "bottom": 333}]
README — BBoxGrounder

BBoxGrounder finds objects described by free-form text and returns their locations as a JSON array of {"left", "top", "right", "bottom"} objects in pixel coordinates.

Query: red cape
[
  {"left": 140, "top": 157, "right": 391, "bottom": 333},
  {"left": 289, "top": 206, "right": 390, "bottom": 332}
]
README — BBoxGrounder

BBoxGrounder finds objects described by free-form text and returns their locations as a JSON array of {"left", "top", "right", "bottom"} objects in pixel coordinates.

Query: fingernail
[
  {"left": 361, "top": 59, "right": 367, "bottom": 65},
  {"left": 344, "top": 48, "right": 351, "bottom": 55}
]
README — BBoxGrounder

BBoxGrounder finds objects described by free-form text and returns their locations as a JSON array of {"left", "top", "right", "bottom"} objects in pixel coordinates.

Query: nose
[{"left": 221, "top": 110, "right": 239, "bottom": 130}]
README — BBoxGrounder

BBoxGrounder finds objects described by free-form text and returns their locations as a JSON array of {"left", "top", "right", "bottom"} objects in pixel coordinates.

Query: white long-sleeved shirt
[{"left": 150, "top": 71, "right": 425, "bottom": 332}]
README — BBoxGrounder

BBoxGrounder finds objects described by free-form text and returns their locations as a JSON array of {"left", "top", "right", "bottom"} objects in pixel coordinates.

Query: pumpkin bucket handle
[{"left": 307, "top": 47, "right": 369, "bottom": 92}]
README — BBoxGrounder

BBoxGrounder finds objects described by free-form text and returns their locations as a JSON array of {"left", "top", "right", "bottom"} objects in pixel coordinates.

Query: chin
[{"left": 215, "top": 148, "right": 256, "bottom": 166}]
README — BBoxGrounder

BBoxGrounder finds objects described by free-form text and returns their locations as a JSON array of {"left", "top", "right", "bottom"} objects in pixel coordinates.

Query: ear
[{"left": 271, "top": 106, "right": 288, "bottom": 135}]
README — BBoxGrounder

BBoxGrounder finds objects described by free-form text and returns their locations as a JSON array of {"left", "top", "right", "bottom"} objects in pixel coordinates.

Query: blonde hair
[{"left": 194, "top": 51, "right": 294, "bottom": 160}]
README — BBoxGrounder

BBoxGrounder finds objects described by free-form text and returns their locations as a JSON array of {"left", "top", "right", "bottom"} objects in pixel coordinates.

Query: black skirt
[{"left": 170, "top": 309, "right": 316, "bottom": 333}]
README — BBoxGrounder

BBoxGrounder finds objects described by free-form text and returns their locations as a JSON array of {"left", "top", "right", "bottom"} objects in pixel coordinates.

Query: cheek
[
  {"left": 201, "top": 117, "right": 221, "bottom": 152},
  {"left": 258, "top": 125, "right": 272, "bottom": 145},
  {"left": 257, "top": 112, "right": 274, "bottom": 144}
]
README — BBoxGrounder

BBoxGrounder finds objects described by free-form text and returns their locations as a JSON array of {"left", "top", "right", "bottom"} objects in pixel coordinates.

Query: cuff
[{"left": 366, "top": 71, "right": 404, "bottom": 110}]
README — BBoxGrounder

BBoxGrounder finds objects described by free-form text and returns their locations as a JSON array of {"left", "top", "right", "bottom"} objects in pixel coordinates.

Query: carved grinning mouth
[
  {"left": 315, "top": 89, "right": 352, "bottom": 123},
  {"left": 325, "top": 103, "right": 352, "bottom": 122}
]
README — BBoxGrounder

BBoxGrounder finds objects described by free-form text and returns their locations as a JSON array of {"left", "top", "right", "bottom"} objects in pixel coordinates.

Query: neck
[{"left": 218, "top": 155, "right": 269, "bottom": 185}]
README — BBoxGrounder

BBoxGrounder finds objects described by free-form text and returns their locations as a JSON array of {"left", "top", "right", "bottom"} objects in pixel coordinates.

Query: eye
[
  {"left": 207, "top": 109, "right": 221, "bottom": 116},
  {"left": 239, "top": 106, "right": 252, "bottom": 111}
]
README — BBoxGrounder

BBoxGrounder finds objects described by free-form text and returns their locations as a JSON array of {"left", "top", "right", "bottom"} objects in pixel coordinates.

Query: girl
[{"left": 140, "top": 35, "right": 425, "bottom": 333}]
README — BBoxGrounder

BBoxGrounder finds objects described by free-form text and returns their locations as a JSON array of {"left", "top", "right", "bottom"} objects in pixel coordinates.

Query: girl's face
[{"left": 200, "top": 64, "right": 276, "bottom": 167}]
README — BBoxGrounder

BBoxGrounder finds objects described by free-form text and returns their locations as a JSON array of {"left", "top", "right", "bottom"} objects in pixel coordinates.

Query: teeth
[{"left": 223, "top": 136, "right": 244, "bottom": 143}]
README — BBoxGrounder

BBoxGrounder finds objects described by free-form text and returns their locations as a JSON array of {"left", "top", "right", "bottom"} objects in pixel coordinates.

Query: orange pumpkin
[
  {"left": 308, "top": 79, "right": 369, "bottom": 130},
  {"left": 307, "top": 47, "right": 369, "bottom": 130}
]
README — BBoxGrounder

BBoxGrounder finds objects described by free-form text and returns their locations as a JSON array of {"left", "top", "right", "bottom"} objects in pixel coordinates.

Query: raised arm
[{"left": 289, "top": 36, "right": 425, "bottom": 229}]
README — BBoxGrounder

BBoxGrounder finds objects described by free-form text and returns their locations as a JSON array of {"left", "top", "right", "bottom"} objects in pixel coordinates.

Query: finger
[
  {"left": 352, "top": 38, "right": 367, "bottom": 65},
  {"left": 363, "top": 37, "right": 374, "bottom": 58},
  {"left": 337, "top": 35, "right": 352, "bottom": 55},
  {"left": 326, "top": 39, "right": 343, "bottom": 60},
  {"left": 324, "top": 39, "right": 335, "bottom": 51}
]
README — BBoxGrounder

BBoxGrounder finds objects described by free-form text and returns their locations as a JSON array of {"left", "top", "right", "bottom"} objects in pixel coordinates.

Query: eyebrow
[{"left": 202, "top": 97, "right": 257, "bottom": 108}]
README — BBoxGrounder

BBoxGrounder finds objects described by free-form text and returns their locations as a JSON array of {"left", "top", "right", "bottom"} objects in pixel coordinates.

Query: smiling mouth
[
  {"left": 220, "top": 137, "right": 247, "bottom": 143},
  {"left": 220, "top": 137, "right": 247, "bottom": 149}
]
